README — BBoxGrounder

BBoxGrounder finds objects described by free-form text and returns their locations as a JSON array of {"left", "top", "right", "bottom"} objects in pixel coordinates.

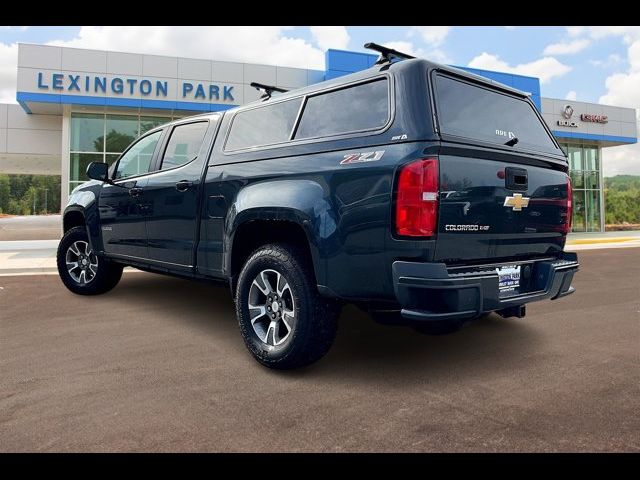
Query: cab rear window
[{"left": 433, "top": 74, "right": 561, "bottom": 156}]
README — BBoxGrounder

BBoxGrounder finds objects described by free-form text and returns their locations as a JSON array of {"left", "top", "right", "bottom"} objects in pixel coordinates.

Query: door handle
[
  {"left": 175, "top": 180, "right": 194, "bottom": 192},
  {"left": 129, "top": 187, "right": 143, "bottom": 197}
]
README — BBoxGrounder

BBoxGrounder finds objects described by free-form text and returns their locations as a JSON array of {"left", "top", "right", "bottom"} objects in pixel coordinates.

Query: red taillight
[
  {"left": 564, "top": 176, "right": 573, "bottom": 234},
  {"left": 395, "top": 158, "right": 439, "bottom": 237}
]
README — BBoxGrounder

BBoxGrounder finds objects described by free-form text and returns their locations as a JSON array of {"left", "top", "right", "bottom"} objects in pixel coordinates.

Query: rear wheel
[
  {"left": 57, "top": 226, "right": 123, "bottom": 295},
  {"left": 235, "top": 243, "right": 340, "bottom": 370}
]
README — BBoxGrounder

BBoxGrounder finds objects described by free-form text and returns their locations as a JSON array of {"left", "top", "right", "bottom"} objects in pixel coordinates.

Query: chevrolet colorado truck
[{"left": 57, "top": 44, "right": 579, "bottom": 369}]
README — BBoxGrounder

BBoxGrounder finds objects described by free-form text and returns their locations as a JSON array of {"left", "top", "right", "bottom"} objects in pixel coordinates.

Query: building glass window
[
  {"left": 572, "top": 189, "right": 586, "bottom": 232},
  {"left": 583, "top": 147, "right": 599, "bottom": 171},
  {"left": 70, "top": 152, "right": 103, "bottom": 183},
  {"left": 568, "top": 146, "right": 583, "bottom": 171},
  {"left": 585, "top": 190, "right": 601, "bottom": 232},
  {"left": 140, "top": 116, "right": 170, "bottom": 135},
  {"left": 70, "top": 113, "right": 104, "bottom": 152},
  {"left": 584, "top": 171, "right": 599, "bottom": 190},
  {"left": 105, "top": 115, "right": 139, "bottom": 153},
  {"left": 570, "top": 170, "right": 584, "bottom": 189},
  {"left": 559, "top": 141, "right": 602, "bottom": 232},
  {"left": 69, "top": 111, "right": 176, "bottom": 193},
  {"left": 105, "top": 154, "right": 120, "bottom": 168}
]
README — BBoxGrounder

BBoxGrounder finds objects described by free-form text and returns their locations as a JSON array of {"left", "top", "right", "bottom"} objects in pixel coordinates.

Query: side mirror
[{"left": 86, "top": 162, "right": 110, "bottom": 182}]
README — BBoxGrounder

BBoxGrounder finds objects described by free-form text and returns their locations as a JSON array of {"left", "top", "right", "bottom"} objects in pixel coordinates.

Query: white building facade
[{"left": 1, "top": 43, "right": 637, "bottom": 232}]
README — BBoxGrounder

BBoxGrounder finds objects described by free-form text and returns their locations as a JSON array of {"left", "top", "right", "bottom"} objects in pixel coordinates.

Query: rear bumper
[{"left": 392, "top": 252, "right": 579, "bottom": 322}]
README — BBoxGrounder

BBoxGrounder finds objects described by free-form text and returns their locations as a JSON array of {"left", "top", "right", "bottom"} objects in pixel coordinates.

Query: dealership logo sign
[
  {"left": 558, "top": 104, "right": 579, "bottom": 127},
  {"left": 36, "top": 72, "right": 235, "bottom": 102},
  {"left": 557, "top": 105, "right": 609, "bottom": 127},
  {"left": 557, "top": 119, "right": 579, "bottom": 127},
  {"left": 561, "top": 105, "right": 574, "bottom": 119},
  {"left": 580, "top": 113, "right": 608, "bottom": 124}
]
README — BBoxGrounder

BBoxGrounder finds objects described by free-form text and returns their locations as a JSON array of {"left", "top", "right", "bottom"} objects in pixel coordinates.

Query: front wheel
[
  {"left": 235, "top": 243, "right": 340, "bottom": 370},
  {"left": 57, "top": 226, "right": 123, "bottom": 295}
]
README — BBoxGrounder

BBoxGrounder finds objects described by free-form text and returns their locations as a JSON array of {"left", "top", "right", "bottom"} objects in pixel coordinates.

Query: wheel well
[
  {"left": 230, "top": 220, "right": 315, "bottom": 284},
  {"left": 63, "top": 211, "right": 85, "bottom": 233}
]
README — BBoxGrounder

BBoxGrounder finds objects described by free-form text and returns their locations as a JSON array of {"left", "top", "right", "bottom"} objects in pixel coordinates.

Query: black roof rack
[
  {"left": 250, "top": 82, "right": 289, "bottom": 100},
  {"left": 364, "top": 42, "right": 415, "bottom": 65}
]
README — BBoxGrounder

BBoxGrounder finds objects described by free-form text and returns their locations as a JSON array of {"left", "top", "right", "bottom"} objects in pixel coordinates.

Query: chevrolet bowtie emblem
[{"left": 504, "top": 193, "right": 530, "bottom": 211}]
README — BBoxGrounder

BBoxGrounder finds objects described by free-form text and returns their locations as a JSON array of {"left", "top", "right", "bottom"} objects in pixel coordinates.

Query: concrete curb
[
  {"left": 0, "top": 267, "right": 58, "bottom": 276},
  {"left": 0, "top": 267, "right": 143, "bottom": 277},
  {"left": 566, "top": 237, "right": 636, "bottom": 245}
]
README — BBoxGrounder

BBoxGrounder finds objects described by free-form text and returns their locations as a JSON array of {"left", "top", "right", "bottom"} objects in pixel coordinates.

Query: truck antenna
[
  {"left": 364, "top": 42, "right": 415, "bottom": 65},
  {"left": 250, "top": 82, "right": 289, "bottom": 100}
]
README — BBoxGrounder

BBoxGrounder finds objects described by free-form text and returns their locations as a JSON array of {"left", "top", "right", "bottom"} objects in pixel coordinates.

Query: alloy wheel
[
  {"left": 247, "top": 269, "right": 296, "bottom": 346},
  {"left": 65, "top": 240, "right": 98, "bottom": 285}
]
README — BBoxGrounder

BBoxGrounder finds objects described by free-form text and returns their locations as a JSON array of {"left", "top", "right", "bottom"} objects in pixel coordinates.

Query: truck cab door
[
  {"left": 143, "top": 119, "right": 214, "bottom": 269},
  {"left": 98, "top": 129, "right": 164, "bottom": 259}
]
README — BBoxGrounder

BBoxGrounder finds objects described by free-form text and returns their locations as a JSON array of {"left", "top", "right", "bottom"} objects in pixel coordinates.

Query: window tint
[
  {"left": 434, "top": 75, "right": 560, "bottom": 155},
  {"left": 295, "top": 78, "right": 389, "bottom": 140},
  {"left": 226, "top": 98, "right": 302, "bottom": 151},
  {"left": 114, "top": 130, "right": 162, "bottom": 180},
  {"left": 161, "top": 122, "right": 208, "bottom": 170}
]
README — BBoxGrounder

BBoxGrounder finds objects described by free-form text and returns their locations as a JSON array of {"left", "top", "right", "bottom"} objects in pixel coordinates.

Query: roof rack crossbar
[
  {"left": 364, "top": 42, "right": 415, "bottom": 65},
  {"left": 250, "top": 82, "right": 288, "bottom": 99}
]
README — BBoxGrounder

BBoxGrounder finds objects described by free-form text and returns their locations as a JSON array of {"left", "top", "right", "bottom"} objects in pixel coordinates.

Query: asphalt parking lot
[
  {"left": 0, "top": 215, "right": 61, "bottom": 241},
  {"left": 1, "top": 248, "right": 638, "bottom": 452}
]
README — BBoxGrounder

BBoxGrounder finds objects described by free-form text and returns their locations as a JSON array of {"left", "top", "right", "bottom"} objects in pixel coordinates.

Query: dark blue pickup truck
[{"left": 57, "top": 44, "right": 579, "bottom": 369}]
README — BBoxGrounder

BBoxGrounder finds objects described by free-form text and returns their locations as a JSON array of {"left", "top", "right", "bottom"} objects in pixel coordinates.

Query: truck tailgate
[{"left": 435, "top": 154, "right": 570, "bottom": 264}]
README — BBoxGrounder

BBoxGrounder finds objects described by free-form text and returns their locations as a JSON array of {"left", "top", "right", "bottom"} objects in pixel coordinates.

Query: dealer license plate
[{"left": 496, "top": 265, "right": 521, "bottom": 297}]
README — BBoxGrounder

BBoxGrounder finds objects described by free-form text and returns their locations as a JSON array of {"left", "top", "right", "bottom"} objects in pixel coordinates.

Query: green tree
[
  {"left": 95, "top": 129, "right": 136, "bottom": 154},
  {"left": 0, "top": 175, "right": 11, "bottom": 214},
  {"left": 0, "top": 174, "right": 62, "bottom": 215},
  {"left": 604, "top": 175, "right": 640, "bottom": 225}
]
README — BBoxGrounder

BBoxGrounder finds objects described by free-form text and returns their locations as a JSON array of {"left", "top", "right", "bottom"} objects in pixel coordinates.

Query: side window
[
  {"left": 160, "top": 122, "right": 209, "bottom": 170},
  {"left": 294, "top": 78, "right": 389, "bottom": 140},
  {"left": 114, "top": 130, "right": 162, "bottom": 180},
  {"left": 225, "top": 98, "right": 303, "bottom": 151}
]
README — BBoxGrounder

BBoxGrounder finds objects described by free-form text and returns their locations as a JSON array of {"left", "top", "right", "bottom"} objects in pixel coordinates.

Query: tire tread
[
  {"left": 235, "top": 243, "right": 340, "bottom": 369},
  {"left": 57, "top": 226, "right": 123, "bottom": 295}
]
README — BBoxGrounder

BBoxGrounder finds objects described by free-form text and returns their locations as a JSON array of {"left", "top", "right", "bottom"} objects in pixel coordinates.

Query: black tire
[
  {"left": 412, "top": 320, "right": 466, "bottom": 336},
  {"left": 57, "top": 226, "right": 123, "bottom": 295},
  {"left": 235, "top": 243, "right": 340, "bottom": 370}
]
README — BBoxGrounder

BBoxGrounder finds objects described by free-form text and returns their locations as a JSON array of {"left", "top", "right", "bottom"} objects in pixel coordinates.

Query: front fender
[
  {"left": 65, "top": 182, "right": 103, "bottom": 252},
  {"left": 224, "top": 179, "right": 338, "bottom": 286}
]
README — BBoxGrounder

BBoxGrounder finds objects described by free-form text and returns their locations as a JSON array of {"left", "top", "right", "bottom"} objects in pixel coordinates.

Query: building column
[
  {"left": 60, "top": 104, "right": 71, "bottom": 210},
  {"left": 599, "top": 146, "right": 605, "bottom": 232}
]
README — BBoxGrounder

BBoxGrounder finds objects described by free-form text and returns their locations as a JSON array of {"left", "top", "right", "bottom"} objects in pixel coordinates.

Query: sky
[{"left": 0, "top": 26, "right": 639, "bottom": 176}]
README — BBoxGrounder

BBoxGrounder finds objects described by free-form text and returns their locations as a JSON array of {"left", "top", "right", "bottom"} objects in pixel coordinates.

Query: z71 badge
[{"left": 340, "top": 150, "right": 385, "bottom": 165}]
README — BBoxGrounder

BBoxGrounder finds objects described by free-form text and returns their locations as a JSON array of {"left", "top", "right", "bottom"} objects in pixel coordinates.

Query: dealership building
[{"left": 0, "top": 43, "right": 637, "bottom": 232}]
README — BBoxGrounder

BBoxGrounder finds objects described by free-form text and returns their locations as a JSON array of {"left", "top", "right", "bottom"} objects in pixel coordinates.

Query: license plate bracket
[{"left": 496, "top": 265, "right": 521, "bottom": 297}]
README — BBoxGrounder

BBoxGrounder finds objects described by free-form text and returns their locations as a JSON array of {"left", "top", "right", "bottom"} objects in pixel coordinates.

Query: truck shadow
[
  {"left": 108, "top": 271, "right": 545, "bottom": 385},
  {"left": 314, "top": 304, "right": 544, "bottom": 385}
]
